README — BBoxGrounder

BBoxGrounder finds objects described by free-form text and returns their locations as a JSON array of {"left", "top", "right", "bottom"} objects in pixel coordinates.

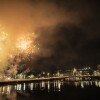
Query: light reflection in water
[
  {"left": 23, "top": 83, "right": 26, "bottom": 91},
  {"left": 47, "top": 81, "right": 50, "bottom": 92},
  {"left": 74, "top": 81, "right": 100, "bottom": 88},
  {"left": 30, "top": 83, "right": 33, "bottom": 90},
  {"left": 41, "top": 81, "right": 45, "bottom": 88},
  {"left": 0, "top": 85, "right": 12, "bottom": 95},
  {"left": 0, "top": 80, "right": 100, "bottom": 97},
  {"left": 81, "top": 82, "right": 84, "bottom": 88}
]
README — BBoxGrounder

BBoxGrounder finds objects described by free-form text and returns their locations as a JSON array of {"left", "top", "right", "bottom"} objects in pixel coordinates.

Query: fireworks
[
  {"left": 0, "top": 31, "right": 8, "bottom": 41},
  {"left": 0, "top": 27, "right": 9, "bottom": 67},
  {"left": 16, "top": 35, "right": 33, "bottom": 54},
  {"left": 0, "top": 25, "right": 39, "bottom": 72},
  {"left": 17, "top": 38, "right": 31, "bottom": 50}
]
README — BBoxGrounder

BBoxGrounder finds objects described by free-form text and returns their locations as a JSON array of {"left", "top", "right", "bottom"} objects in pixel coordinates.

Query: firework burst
[
  {"left": 16, "top": 35, "right": 33, "bottom": 54},
  {"left": 0, "top": 25, "right": 39, "bottom": 73}
]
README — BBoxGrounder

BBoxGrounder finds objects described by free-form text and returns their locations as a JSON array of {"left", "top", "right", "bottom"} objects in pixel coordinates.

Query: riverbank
[
  {"left": 0, "top": 76, "right": 66, "bottom": 84},
  {"left": 0, "top": 75, "right": 100, "bottom": 84}
]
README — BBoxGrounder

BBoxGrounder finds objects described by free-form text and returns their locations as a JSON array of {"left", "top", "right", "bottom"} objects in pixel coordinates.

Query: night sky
[{"left": 0, "top": 0, "right": 100, "bottom": 71}]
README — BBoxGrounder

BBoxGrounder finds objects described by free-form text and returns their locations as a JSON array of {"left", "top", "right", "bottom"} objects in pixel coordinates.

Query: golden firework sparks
[
  {"left": 15, "top": 33, "right": 35, "bottom": 55},
  {"left": 0, "top": 25, "right": 39, "bottom": 71},
  {"left": 16, "top": 37, "right": 31, "bottom": 51}
]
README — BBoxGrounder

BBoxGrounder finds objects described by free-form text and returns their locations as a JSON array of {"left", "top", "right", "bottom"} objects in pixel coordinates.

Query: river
[{"left": 0, "top": 80, "right": 100, "bottom": 100}]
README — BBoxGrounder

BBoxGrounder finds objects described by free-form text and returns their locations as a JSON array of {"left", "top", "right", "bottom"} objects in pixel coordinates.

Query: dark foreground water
[{"left": 0, "top": 80, "right": 100, "bottom": 100}]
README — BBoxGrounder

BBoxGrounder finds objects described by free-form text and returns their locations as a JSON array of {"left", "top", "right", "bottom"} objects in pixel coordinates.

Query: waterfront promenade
[
  {"left": 0, "top": 75, "right": 100, "bottom": 84},
  {"left": 0, "top": 76, "right": 66, "bottom": 84}
]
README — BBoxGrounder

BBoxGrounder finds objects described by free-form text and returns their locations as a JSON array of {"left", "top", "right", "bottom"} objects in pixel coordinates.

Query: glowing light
[
  {"left": 0, "top": 27, "right": 10, "bottom": 71},
  {"left": 0, "top": 24, "right": 40, "bottom": 75},
  {"left": 16, "top": 36, "right": 32, "bottom": 52},
  {"left": 15, "top": 33, "right": 37, "bottom": 55}
]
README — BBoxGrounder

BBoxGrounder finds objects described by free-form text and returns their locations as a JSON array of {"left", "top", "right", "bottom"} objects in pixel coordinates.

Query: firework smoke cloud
[{"left": 0, "top": 0, "right": 99, "bottom": 72}]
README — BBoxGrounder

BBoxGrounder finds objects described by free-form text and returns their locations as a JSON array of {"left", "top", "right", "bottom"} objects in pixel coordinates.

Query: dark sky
[
  {"left": 0, "top": 0, "right": 100, "bottom": 71},
  {"left": 31, "top": 0, "right": 100, "bottom": 70}
]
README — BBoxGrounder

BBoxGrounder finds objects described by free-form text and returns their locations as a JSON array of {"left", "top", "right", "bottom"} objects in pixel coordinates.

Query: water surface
[{"left": 0, "top": 80, "right": 100, "bottom": 100}]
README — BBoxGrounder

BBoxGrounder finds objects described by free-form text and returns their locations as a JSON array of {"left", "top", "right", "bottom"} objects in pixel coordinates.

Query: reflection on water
[
  {"left": 0, "top": 80, "right": 100, "bottom": 99},
  {"left": 1, "top": 81, "right": 100, "bottom": 93},
  {"left": 74, "top": 81, "right": 100, "bottom": 88}
]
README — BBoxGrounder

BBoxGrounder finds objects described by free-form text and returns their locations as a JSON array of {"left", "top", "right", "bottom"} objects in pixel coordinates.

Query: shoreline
[
  {"left": 0, "top": 77, "right": 66, "bottom": 84},
  {"left": 0, "top": 76, "right": 100, "bottom": 84}
]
